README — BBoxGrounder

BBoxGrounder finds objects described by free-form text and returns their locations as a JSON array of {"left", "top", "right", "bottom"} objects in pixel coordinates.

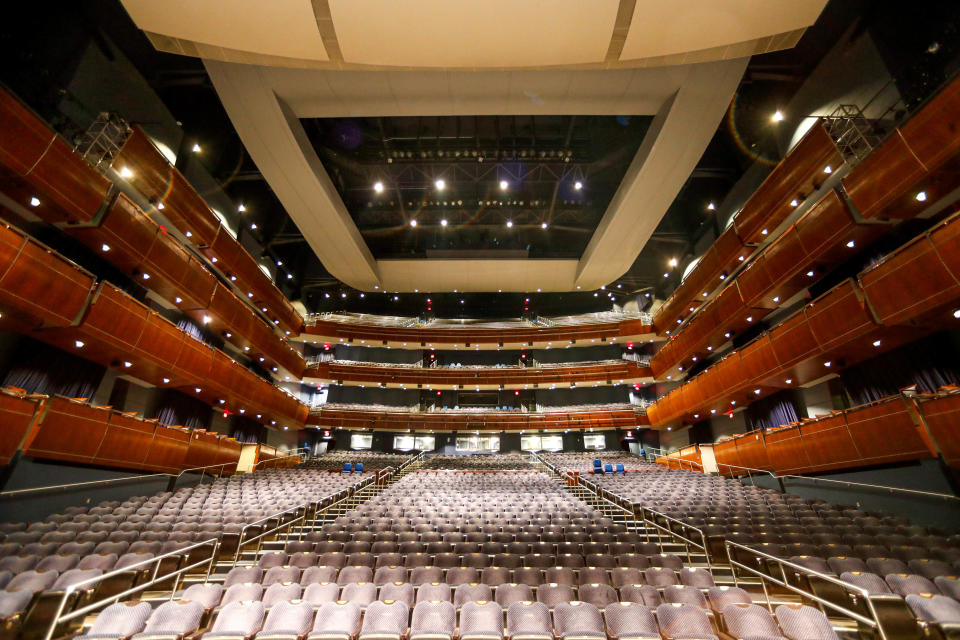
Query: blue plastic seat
[
  {"left": 355, "top": 462, "right": 364, "bottom": 474},
  {"left": 604, "top": 464, "right": 613, "bottom": 474},
  {"left": 342, "top": 463, "right": 353, "bottom": 474},
  {"left": 593, "top": 459, "right": 603, "bottom": 474},
  {"left": 615, "top": 463, "right": 625, "bottom": 474}
]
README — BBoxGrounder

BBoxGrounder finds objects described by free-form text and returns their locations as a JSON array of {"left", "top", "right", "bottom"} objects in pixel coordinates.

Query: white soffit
[
  {"left": 621, "top": 0, "right": 828, "bottom": 62},
  {"left": 119, "top": 0, "right": 329, "bottom": 62},
  {"left": 329, "top": 0, "right": 620, "bottom": 68}
]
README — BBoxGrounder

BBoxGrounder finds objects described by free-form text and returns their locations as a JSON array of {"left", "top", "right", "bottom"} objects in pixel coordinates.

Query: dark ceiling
[
  {"left": 302, "top": 114, "right": 651, "bottom": 259},
  {"left": 2, "top": 0, "right": 958, "bottom": 319}
]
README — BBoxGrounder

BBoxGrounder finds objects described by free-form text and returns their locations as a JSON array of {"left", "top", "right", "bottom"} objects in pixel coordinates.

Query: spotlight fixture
[
  {"left": 250, "top": 223, "right": 257, "bottom": 230},
  {"left": 435, "top": 178, "right": 446, "bottom": 191},
  {"left": 409, "top": 219, "right": 417, "bottom": 227},
  {"left": 916, "top": 191, "right": 928, "bottom": 202},
  {"left": 772, "top": 110, "right": 785, "bottom": 122},
  {"left": 506, "top": 220, "right": 513, "bottom": 228},
  {"left": 238, "top": 203, "right": 246, "bottom": 212},
  {"left": 541, "top": 221, "right": 548, "bottom": 229},
  {"left": 374, "top": 181, "right": 384, "bottom": 193},
  {"left": 440, "top": 219, "right": 448, "bottom": 227},
  {"left": 29, "top": 197, "right": 40, "bottom": 207},
  {"left": 499, "top": 180, "right": 508, "bottom": 190},
  {"left": 707, "top": 202, "right": 715, "bottom": 211},
  {"left": 119, "top": 167, "right": 133, "bottom": 178},
  {"left": 191, "top": 143, "right": 201, "bottom": 153},
  {"left": 668, "top": 257, "right": 678, "bottom": 268},
  {"left": 574, "top": 181, "right": 583, "bottom": 191},
  {"left": 74, "top": 340, "right": 85, "bottom": 349},
  {"left": 101, "top": 244, "right": 110, "bottom": 252}
]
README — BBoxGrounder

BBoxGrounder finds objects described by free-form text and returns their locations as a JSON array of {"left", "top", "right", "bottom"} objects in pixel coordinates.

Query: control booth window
[
  {"left": 583, "top": 433, "right": 606, "bottom": 450},
  {"left": 456, "top": 435, "right": 500, "bottom": 452},
  {"left": 394, "top": 435, "right": 436, "bottom": 451},
  {"left": 520, "top": 434, "right": 564, "bottom": 452},
  {"left": 350, "top": 433, "right": 373, "bottom": 450}
]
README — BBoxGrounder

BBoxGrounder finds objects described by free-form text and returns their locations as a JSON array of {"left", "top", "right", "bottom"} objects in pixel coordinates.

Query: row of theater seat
[
  {"left": 421, "top": 455, "right": 533, "bottom": 471},
  {"left": 77, "top": 594, "right": 928, "bottom": 640}
]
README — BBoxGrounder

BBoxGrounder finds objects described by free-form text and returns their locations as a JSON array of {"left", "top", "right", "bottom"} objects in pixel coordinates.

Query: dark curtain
[
  {"left": 745, "top": 389, "right": 802, "bottom": 431},
  {"left": 153, "top": 388, "right": 212, "bottom": 430},
  {"left": 840, "top": 333, "right": 960, "bottom": 404},
  {"left": 230, "top": 416, "right": 266, "bottom": 444},
  {"left": 1, "top": 337, "right": 105, "bottom": 399}
]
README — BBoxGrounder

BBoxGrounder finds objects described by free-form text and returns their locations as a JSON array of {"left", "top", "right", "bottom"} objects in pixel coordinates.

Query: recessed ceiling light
[
  {"left": 29, "top": 197, "right": 40, "bottom": 207},
  {"left": 916, "top": 191, "right": 928, "bottom": 202},
  {"left": 409, "top": 219, "right": 417, "bottom": 227},
  {"left": 435, "top": 179, "right": 446, "bottom": 191},
  {"left": 74, "top": 340, "right": 85, "bottom": 348},
  {"left": 203, "top": 315, "right": 212, "bottom": 324},
  {"left": 824, "top": 361, "right": 832, "bottom": 367},
  {"left": 440, "top": 219, "right": 448, "bottom": 227},
  {"left": 707, "top": 202, "right": 715, "bottom": 211},
  {"left": 123, "top": 361, "right": 132, "bottom": 368},
  {"left": 785, "top": 379, "right": 792, "bottom": 384},
  {"left": 191, "top": 143, "right": 201, "bottom": 153},
  {"left": 846, "top": 240, "right": 855, "bottom": 248},
  {"left": 541, "top": 222, "right": 548, "bottom": 229},
  {"left": 823, "top": 165, "right": 832, "bottom": 174},
  {"left": 772, "top": 110, "right": 785, "bottom": 122},
  {"left": 142, "top": 273, "right": 150, "bottom": 280},
  {"left": 374, "top": 181, "right": 384, "bottom": 193},
  {"left": 119, "top": 167, "right": 133, "bottom": 178},
  {"left": 574, "top": 181, "right": 583, "bottom": 190},
  {"left": 872, "top": 339, "right": 881, "bottom": 347},
  {"left": 668, "top": 258, "right": 678, "bottom": 268},
  {"left": 162, "top": 377, "right": 170, "bottom": 384},
  {"left": 506, "top": 220, "right": 513, "bottom": 228},
  {"left": 499, "top": 180, "right": 508, "bottom": 190},
  {"left": 806, "top": 270, "right": 815, "bottom": 277},
  {"left": 773, "top": 296, "right": 780, "bottom": 303},
  {"left": 250, "top": 223, "right": 257, "bottom": 230},
  {"left": 790, "top": 199, "right": 799, "bottom": 207},
  {"left": 101, "top": 244, "right": 110, "bottom": 252}
]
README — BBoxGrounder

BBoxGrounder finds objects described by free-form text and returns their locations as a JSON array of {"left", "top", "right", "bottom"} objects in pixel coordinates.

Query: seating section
[
  {"left": 420, "top": 455, "right": 532, "bottom": 471},
  {"left": 302, "top": 452, "right": 413, "bottom": 472},
  {"left": 540, "top": 453, "right": 659, "bottom": 474},
  {"left": 0, "top": 468, "right": 364, "bottom": 634}
]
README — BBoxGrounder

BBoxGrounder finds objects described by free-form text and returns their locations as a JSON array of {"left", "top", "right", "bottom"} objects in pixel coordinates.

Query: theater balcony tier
[
  {"left": 302, "top": 359, "right": 653, "bottom": 390},
  {"left": 308, "top": 404, "right": 649, "bottom": 431},
  {"left": 653, "top": 73, "right": 960, "bottom": 337},
  {"left": 652, "top": 74, "right": 960, "bottom": 377},
  {"left": 0, "top": 221, "right": 308, "bottom": 429},
  {"left": 299, "top": 312, "right": 655, "bottom": 350},
  {"left": 0, "top": 89, "right": 304, "bottom": 377},
  {"left": 0, "top": 388, "right": 242, "bottom": 473},
  {"left": 645, "top": 207, "right": 960, "bottom": 428},
  {"left": 657, "top": 390, "right": 959, "bottom": 473}
]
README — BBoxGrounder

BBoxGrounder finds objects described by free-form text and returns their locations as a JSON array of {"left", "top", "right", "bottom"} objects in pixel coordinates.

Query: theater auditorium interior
[{"left": 1, "top": 0, "right": 960, "bottom": 638}]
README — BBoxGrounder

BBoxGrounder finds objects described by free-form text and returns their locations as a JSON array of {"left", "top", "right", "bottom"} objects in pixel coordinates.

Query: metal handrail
[
  {"left": 0, "top": 461, "right": 238, "bottom": 498},
  {"left": 725, "top": 540, "right": 886, "bottom": 640},
  {"left": 44, "top": 536, "right": 220, "bottom": 640},
  {"left": 640, "top": 506, "right": 711, "bottom": 571},
  {"left": 714, "top": 461, "right": 959, "bottom": 500}
]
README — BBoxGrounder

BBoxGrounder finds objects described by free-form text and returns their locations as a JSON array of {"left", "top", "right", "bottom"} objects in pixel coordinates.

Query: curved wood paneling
[
  {"left": 308, "top": 406, "right": 647, "bottom": 431},
  {"left": 305, "top": 360, "right": 651, "bottom": 387},
  {"left": 0, "top": 391, "right": 40, "bottom": 466},
  {"left": 918, "top": 393, "right": 960, "bottom": 467}
]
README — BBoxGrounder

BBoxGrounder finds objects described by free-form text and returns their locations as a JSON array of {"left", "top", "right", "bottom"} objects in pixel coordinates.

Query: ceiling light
[
  {"left": 237, "top": 203, "right": 246, "bottom": 213},
  {"left": 409, "top": 219, "right": 417, "bottom": 227},
  {"left": 203, "top": 315, "right": 212, "bottom": 324},
  {"left": 250, "top": 223, "right": 257, "bottom": 230},
  {"left": 123, "top": 361, "right": 132, "bottom": 368},
  {"left": 157, "top": 202, "right": 164, "bottom": 210},
  {"left": 195, "top": 387, "right": 201, "bottom": 393},
  {"left": 668, "top": 258, "right": 678, "bottom": 268},
  {"left": 101, "top": 244, "right": 110, "bottom": 252},
  {"left": 773, "top": 296, "right": 780, "bottom": 303},
  {"left": 707, "top": 346, "right": 713, "bottom": 351},
  {"left": 286, "top": 273, "right": 293, "bottom": 280},
  {"left": 541, "top": 222, "right": 548, "bottom": 229},
  {"left": 162, "top": 377, "right": 170, "bottom": 384},
  {"left": 374, "top": 181, "right": 384, "bottom": 193},
  {"left": 806, "top": 270, "right": 815, "bottom": 277},
  {"left": 435, "top": 179, "right": 446, "bottom": 191},
  {"left": 440, "top": 219, "right": 448, "bottom": 227},
  {"left": 724, "top": 332, "right": 731, "bottom": 338},
  {"left": 785, "top": 379, "right": 792, "bottom": 384},
  {"left": 499, "top": 180, "right": 508, "bottom": 190},
  {"left": 823, "top": 165, "right": 832, "bottom": 174},
  {"left": 872, "top": 339, "right": 882, "bottom": 347},
  {"left": 761, "top": 228, "right": 768, "bottom": 235},
  {"left": 954, "top": 309, "right": 960, "bottom": 319},
  {"left": 341, "top": 293, "right": 347, "bottom": 298},
  {"left": 119, "top": 167, "right": 133, "bottom": 178},
  {"left": 506, "top": 220, "right": 513, "bottom": 228},
  {"left": 191, "top": 143, "right": 201, "bottom": 153},
  {"left": 664, "top": 273, "right": 669, "bottom": 278},
  {"left": 142, "top": 273, "right": 150, "bottom": 280},
  {"left": 175, "top": 297, "right": 182, "bottom": 304},
  {"left": 746, "top": 316, "right": 753, "bottom": 322},
  {"left": 707, "top": 202, "right": 715, "bottom": 211},
  {"left": 184, "top": 231, "right": 192, "bottom": 238},
  {"left": 772, "top": 110, "right": 785, "bottom": 122},
  {"left": 711, "top": 409, "right": 717, "bottom": 414},
  {"left": 74, "top": 340, "right": 84, "bottom": 349},
  {"left": 276, "top": 260, "right": 282, "bottom": 266},
  {"left": 846, "top": 240, "right": 855, "bottom": 248},
  {"left": 702, "top": 292, "right": 708, "bottom": 297},
  {"left": 790, "top": 199, "right": 798, "bottom": 207},
  {"left": 916, "top": 191, "right": 928, "bottom": 202},
  {"left": 574, "top": 181, "right": 583, "bottom": 191},
  {"left": 754, "top": 388, "right": 761, "bottom": 395},
  {"left": 824, "top": 361, "right": 832, "bottom": 367},
  {"left": 29, "top": 197, "right": 40, "bottom": 207},
  {"left": 225, "top": 332, "right": 232, "bottom": 338}
]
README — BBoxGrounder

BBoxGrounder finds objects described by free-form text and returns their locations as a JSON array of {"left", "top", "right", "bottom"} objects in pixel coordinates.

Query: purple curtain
[
  {"left": 1, "top": 337, "right": 105, "bottom": 399},
  {"left": 745, "top": 389, "right": 802, "bottom": 431},
  {"left": 230, "top": 416, "right": 266, "bottom": 443},
  {"left": 153, "top": 389, "right": 212, "bottom": 430},
  {"left": 840, "top": 333, "right": 960, "bottom": 404}
]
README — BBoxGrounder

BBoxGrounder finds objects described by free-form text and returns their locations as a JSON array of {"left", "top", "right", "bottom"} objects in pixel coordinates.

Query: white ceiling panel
[
  {"left": 329, "top": 0, "right": 619, "bottom": 68},
  {"left": 120, "top": 0, "right": 329, "bottom": 61}
]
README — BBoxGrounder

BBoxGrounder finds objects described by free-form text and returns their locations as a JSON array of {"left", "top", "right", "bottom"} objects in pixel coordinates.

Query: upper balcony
[{"left": 299, "top": 310, "right": 655, "bottom": 350}]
